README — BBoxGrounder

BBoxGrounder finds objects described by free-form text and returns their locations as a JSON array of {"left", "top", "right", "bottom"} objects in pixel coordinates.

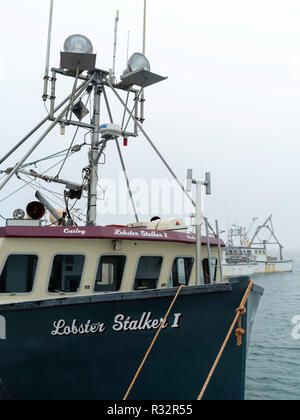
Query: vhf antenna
[
  {"left": 43, "top": 0, "right": 54, "bottom": 101},
  {"left": 140, "top": 0, "right": 147, "bottom": 123},
  {"left": 111, "top": 10, "right": 120, "bottom": 83}
]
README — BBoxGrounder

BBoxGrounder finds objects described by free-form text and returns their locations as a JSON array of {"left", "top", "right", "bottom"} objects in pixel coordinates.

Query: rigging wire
[
  {"left": 55, "top": 126, "right": 80, "bottom": 178},
  {"left": 122, "top": 88, "right": 143, "bottom": 134},
  {"left": 0, "top": 151, "right": 78, "bottom": 204},
  {"left": 55, "top": 92, "right": 92, "bottom": 178},
  {"left": 43, "top": 102, "right": 50, "bottom": 117},
  {"left": 20, "top": 176, "right": 86, "bottom": 224},
  {"left": 19, "top": 148, "right": 78, "bottom": 169}
]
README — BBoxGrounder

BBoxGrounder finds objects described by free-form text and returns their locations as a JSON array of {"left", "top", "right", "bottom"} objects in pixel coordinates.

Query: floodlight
[
  {"left": 64, "top": 34, "right": 93, "bottom": 55},
  {"left": 127, "top": 53, "right": 150, "bottom": 73},
  {"left": 61, "top": 34, "right": 96, "bottom": 72},
  {"left": 119, "top": 52, "right": 167, "bottom": 89},
  {"left": 13, "top": 209, "right": 25, "bottom": 220}
]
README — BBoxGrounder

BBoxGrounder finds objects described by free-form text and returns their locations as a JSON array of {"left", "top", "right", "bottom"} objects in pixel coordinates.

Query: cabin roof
[{"left": 0, "top": 226, "right": 225, "bottom": 246}]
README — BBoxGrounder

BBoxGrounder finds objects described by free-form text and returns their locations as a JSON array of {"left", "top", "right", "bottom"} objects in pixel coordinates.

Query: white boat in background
[
  {"left": 223, "top": 216, "right": 293, "bottom": 277},
  {"left": 222, "top": 226, "right": 258, "bottom": 279},
  {"left": 222, "top": 261, "right": 258, "bottom": 279}
]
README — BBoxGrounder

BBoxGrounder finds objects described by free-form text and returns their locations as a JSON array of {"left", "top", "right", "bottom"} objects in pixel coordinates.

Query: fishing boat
[
  {"left": 223, "top": 217, "right": 293, "bottom": 276},
  {"left": 222, "top": 226, "right": 258, "bottom": 279},
  {"left": 0, "top": 2, "right": 263, "bottom": 401}
]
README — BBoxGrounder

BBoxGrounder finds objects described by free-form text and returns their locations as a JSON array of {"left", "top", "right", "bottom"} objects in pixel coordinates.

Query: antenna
[
  {"left": 43, "top": 0, "right": 54, "bottom": 101},
  {"left": 126, "top": 31, "right": 130, "bottom": 65},
  {"left": 140, "top": 0, "right": 147, "bottom": 123},
  {"left": 143, "top": 0, "right": 147, "bottom": 55},
  {"left": 111, "top": 10, "right": 120, "bottom": 83}
]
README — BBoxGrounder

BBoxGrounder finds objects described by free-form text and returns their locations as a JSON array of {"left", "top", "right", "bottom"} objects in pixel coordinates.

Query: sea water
[{"left": 245, "top": 256, "right": 300, "bottom": 400}]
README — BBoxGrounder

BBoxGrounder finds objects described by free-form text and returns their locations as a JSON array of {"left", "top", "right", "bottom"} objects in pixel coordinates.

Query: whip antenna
[
  {"left": 43, "top": 0, "right": 54, "bottom": 101},
  {"left": 111, "top": 10, "right": 120, "bottom": 83},
  {"left": 140, "top": 0, "right": 147, "bottom": 123},
  {"left": 143, "top": 0, "right": 147, "bottom": 55}
]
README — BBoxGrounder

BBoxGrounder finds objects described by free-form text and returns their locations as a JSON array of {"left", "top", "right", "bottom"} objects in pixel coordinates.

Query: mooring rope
[
  {"left": 123, "top": 285, "right": 185, "bottom": 400},
  {"left": 197, "top": 279, "right": 253, "bottom": 400}
]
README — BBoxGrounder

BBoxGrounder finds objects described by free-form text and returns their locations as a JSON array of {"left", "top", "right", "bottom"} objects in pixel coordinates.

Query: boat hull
[
  {"left": 0, "top": 278, "right": 263, "bottom": 400},
  {"left": 222, "top": 263, "right": 258, "bottom": 279},
  {"left": 255, "top": 260, "right": 293, "bottom": 274}
]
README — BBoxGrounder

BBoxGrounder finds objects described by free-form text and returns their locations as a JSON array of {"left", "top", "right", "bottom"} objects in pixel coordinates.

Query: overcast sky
[{"left": 0, "top": 0, "right": 299, "bottom": 255}]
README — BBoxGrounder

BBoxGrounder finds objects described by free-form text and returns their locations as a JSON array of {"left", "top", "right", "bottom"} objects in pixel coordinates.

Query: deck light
[
  {"left": 119, "top": 53, "right": 167, "bottom": 88},
  {"left": 61, "top": 35, "right": 96, "bottom": 72},
  {"left": 64, "top": 35, "right": 93, "bottom": 55},
  {"left": 127, "top": 53, "right": 150, "bottom": 73},
  {"left": 13, "top": 209, "right": 25, "bottom": 220}
]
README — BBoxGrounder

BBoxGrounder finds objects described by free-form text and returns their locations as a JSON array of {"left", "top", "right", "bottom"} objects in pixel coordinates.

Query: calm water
[{"left": 245, "top": 257, "right": 300, "bottom": 400}]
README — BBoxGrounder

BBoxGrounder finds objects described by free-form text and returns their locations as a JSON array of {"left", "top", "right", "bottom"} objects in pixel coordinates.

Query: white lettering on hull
[
  {"left": 63, "top": 228, "right": 86, "bottom": 236},
  {"left": 50, "top": 312, "right": 183, "bottom": 337}
]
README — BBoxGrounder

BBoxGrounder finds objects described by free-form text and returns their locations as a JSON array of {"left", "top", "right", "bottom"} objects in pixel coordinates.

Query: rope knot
[
  {"left": 235, "top": 306, "right": 247, "bottom": 346},
  {"left": 236, "top": 306, "right": 247, "bottom": 315},
  {"left": 235, "top": 327, "right": 245, "bottom": 347}
]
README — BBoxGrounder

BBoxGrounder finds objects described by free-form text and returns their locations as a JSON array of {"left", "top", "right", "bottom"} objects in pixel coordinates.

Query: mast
[
  {"left": 140, "top": 0, "right": 147, "bottom": 123},
  {"left": 87, "top": 72, "right": 102, "bottom": 226}
]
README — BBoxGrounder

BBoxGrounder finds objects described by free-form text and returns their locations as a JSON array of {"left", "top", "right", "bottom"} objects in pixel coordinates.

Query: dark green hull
[{"left": 0, "top": 277, "right": 263, "bottom": 400}]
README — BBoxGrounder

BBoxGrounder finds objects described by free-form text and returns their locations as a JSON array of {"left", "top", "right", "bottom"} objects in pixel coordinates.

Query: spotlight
[
  {"left": 13, "top": 209, "right": 25, "bottom": 220},
  {"left": 120, "top": 53, "right": 167, "bottom": 89},
  {"left": 127, "top": 53, "right": 150, "bottom": 73},
  {"left": 64, "top": 34, "right": 93, "bottom": 54},
  {"left": 61, "top": 34, "right": 96, "bottom": 72}
]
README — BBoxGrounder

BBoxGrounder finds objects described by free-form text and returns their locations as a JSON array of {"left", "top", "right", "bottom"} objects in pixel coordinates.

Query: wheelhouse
[{"left": 0, "top": 225, "right": 225, "bottom": 303}]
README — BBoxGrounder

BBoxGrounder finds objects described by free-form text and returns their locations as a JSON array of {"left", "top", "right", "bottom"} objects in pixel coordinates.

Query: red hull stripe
[{"left": 0, "top": 226, "right": 225, "bottom": 246}]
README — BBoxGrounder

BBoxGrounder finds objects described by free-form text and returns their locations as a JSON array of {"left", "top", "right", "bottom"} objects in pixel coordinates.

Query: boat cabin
[{"left": 0, "top": 225, "right": 225, "bottom": 304}]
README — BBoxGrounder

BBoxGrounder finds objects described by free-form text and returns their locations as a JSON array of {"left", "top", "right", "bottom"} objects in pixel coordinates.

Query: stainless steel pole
[
  {"left": 87, "top": 75, "right": 102, "bottom": 225},
  {"left": 50, "top": 70, "right": 57, "bottom": 119},
  {"left": 43, "top": 0, "right": 54, "bottom": 101},
  {"left": 205, "top": 217, "right": 212, "bottom": 283},
  {"left": 140, "top": 0, "right": 147, "bottom": 123},
  {"left": 196, "top": 181, "right": 202, "bottom": 285},
  {"left": 112, "top": 10, "right": 120, "bottom": 81},
  {"left": 143, "top": 0, "right": 147, "bottom": 55},
  {"left": 216, "top": 220, "right": 224, "bottom": 283}
]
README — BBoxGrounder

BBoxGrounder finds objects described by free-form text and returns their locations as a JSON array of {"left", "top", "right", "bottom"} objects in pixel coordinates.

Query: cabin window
[
  {"left": 202, "top": 258, "right": 218, "bottom": 285},
  {"left": 94, "top": 255, "right": 126, "bottom": 292},
  {"left": 48, "top": 255, "right": 85, "bottom": 293},
  {"left": 169, "top": 257, "right": 194, "bottom": 287},
  {"left": 0, "top": 255, "right": 38, "bottom": 294},
  {"left": 134, "top": 256, "right": 163, "bottom": 290}
]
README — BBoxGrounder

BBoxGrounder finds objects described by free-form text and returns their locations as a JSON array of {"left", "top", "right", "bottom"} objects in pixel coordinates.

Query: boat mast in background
[{"left": 249, "top": 215, "right": 284, "bottom": 260}]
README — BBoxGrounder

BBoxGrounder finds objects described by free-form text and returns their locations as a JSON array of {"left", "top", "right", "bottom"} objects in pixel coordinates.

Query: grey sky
[{"left": 0, "top": 0, "right": 299, "bottom": 254}]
